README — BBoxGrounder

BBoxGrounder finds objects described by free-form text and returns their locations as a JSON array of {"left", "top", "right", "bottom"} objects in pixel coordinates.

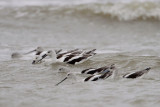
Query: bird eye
[
  {"left": 67, "top": 74, "right": 70, "bottom": 76},
  {"left": 48, "top": 51, "right": 52, "bottom": 53}
]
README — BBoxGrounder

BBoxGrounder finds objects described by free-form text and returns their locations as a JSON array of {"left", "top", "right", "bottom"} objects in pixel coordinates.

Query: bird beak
[
  {"left": 55, "top": 77, "right": 68, "bottom": 86},
  {"left": 25, "top": 49, "right": 36, "bottom": 55},
  {"left": 32, "top": 60, "right": 36, "bottom": 64},
  {"left": 145, "top": 67, "right": 151, "bottom": 71}
]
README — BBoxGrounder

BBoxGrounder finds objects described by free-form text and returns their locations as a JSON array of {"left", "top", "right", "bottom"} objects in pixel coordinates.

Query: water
[{"left": 0, "top": 0, "right": 160, "bottom": 107}]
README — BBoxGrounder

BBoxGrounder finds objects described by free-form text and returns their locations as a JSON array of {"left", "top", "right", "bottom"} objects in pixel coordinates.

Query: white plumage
[
  {"left": 33, "top": 49, "right": 96, "bottom": 65},
  {"left": 81, "top": 64, "right": 115, "bottom": 75},
  {"left": 83, "top": 64, "right": 116, "bottom": 82}
]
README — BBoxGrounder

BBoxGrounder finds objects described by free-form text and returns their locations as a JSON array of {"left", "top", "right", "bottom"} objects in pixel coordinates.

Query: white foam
[{"left": 1, "top": 1, "right": 160, "bottom": 20}]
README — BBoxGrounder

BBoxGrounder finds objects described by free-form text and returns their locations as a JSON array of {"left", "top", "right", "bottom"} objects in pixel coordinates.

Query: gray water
[{"left": 0, "top": 0, "right": 160, "bottom": 107}]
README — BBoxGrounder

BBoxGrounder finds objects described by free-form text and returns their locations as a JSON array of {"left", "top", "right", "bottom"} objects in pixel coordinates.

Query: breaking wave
[{"left": 0, "top": 1, "right": 160, "bottom": 21}]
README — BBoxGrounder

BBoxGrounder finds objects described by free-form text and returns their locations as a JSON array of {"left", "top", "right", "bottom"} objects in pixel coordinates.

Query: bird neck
[
  {"left": 111, "top": 69, "right": 118, "bottom": 80},
  {"left": 49, "top": 51, "right": 57, "bottom": 62}
]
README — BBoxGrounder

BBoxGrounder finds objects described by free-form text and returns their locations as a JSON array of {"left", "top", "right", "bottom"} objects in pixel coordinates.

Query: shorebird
[
  {"left": 55, "top": 65, "right": 117, "bottom": 85},
  {"left": 123, "top": 67, "right": 151, "bottom": 79},
  {"left": 11, "top": 46, "right": 44, "bottom": 59},
  {"left": 81, "top": 64, "right": 115, "bottom": 75},
  {"left": 32, "top": 48, "right": 79, "bottom": 64},
  {"left": 33, "top": 49, "right": 96, "bottom": 65},
  {"left": 32, "top": 49, "right": 63, "bottom": 64},
  {"left": 83, "top": 64, "right": 116, "bottom": 82},
  {"left": 84, "top": 71, "right": 113, "bottom": 81}
]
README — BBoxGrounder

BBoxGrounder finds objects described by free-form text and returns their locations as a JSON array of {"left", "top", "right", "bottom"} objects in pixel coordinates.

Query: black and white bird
[
  {"left": 11, "top": 46, "right": 44, "bottom": 59},
  {"left": 32, "top": 49, "right": 79, "bottom": 64},
  {"left": 32, "top": 48, "right": 62, "bottom": 64},
  {"left": 32, "top": 50, "right": 60, "bottom": 64},
  {"left": 84, "top": 71, "right": 113, "bottom": 82},
  {"left": 33, "top": 49, "right": 96, "bottom": 65},
  {"left": 56, "top": 49, "right": 96, "bottom": 64},
  {"left": 83, "top": 65, "right": 116, "bottom": 82},
  {"left": 55, "top": 65, "right": 117, "bottom": 85},
  {"left": 81, "top": 64, "right": 115, "bottom": 75},
  {"left": 32, "top": 51, "right": 49, "bottom": 64},
  {"left": 123, "top": 67, "right": 151, "bottom": 79}
]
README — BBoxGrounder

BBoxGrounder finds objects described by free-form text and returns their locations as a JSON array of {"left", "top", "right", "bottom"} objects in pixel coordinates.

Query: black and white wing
[{"left": 123, "top": 67, "right": 151, "bottom": 79}]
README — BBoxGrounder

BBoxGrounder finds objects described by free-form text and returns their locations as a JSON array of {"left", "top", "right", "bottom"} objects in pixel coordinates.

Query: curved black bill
[{"left": 55, "top": 77, "right": 68, "bottom": 86}]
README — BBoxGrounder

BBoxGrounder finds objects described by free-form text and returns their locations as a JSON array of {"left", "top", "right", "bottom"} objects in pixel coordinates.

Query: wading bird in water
[
  {"left": 123, "top": 67, "right": 151, "bottom": 79},
  {"left": 32, "top": 49, "right": 96, "bottom": 65}
]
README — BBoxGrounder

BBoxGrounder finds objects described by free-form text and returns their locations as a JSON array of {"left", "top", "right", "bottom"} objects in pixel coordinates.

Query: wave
[{"left": 0, "top": 1, "right": 160, "bottom": 21}]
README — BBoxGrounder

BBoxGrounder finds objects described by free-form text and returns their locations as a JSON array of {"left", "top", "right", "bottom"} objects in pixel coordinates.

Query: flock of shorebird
[{"left": 11, "top": 47, "right": 151, "bottom": 86}]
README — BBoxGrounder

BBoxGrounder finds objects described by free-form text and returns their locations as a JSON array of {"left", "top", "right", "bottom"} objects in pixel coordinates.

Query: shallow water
[{"left": 0, "top": 0, "right": 160, "bottom": 107}]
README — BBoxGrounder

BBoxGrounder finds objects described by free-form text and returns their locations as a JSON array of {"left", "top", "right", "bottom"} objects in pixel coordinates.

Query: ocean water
[{"left": 0, "top": 0, "right": 160, "bottom": 107}]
